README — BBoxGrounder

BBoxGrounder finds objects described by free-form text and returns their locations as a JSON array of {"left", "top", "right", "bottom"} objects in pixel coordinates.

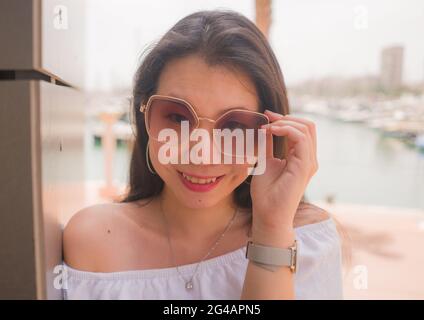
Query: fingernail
[{"left": 268, "top": 109, "right": 284, "bottom": 115}]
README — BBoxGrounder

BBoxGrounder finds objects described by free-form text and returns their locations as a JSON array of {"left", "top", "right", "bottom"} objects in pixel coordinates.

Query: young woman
[{"left": 62, "top": 10, "right": 343, "bottom": 300}]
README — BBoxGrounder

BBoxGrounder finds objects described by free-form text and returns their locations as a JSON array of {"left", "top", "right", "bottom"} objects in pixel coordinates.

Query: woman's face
[{"left": 148, "top": 54, "right": 260, "bottom": 209}]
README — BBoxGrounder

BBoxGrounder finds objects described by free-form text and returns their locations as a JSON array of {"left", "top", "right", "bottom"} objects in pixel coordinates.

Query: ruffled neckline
[{"left": 63, "top": 217, "right": 335, "bottom": 280}]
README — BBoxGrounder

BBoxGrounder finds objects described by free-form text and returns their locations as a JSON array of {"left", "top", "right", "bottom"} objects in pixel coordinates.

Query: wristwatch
[{"left": 245, "top": 240, "right": 298, "bottom": 273}]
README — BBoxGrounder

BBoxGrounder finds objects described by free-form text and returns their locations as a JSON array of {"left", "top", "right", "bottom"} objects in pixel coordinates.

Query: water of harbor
[
  {"left": 296, "top": 112, "right": 424, "bottom": 210},
  {"left": 86, "top": 113, "right": 424, "bottom": 210}
]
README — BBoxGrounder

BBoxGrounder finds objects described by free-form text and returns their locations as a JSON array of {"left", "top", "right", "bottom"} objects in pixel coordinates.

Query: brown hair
[
  {"left": 118, "top": 9, "right": 350, "bottom": 270},
  {"left": 120, "top": 9, "right": 301, "bottom": 208}
]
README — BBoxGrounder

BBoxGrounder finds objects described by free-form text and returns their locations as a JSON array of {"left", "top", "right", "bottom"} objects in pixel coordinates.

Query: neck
[{"left": 158, "top": 186, "right": 243, "bottom": 243}]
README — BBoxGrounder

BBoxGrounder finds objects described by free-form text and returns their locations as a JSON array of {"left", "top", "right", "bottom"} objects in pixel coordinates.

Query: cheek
[
  {"left": 225, "top": 163, "right": 250, "bottom": 185},
  {"left": 149, "top": 141, "right": 250, "bottom": 189},
  {"left": 148, "top": 141, "right": 171, "bottom": 175}
]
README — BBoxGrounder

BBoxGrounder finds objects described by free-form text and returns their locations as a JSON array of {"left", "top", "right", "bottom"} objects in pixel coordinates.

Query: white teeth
[{"left": 182, "top": 173, "right": 217, "bottom": 184}]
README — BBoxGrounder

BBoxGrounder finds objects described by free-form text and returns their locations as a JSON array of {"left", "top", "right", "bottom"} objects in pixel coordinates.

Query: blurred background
[{"left": 1, "top": 0, "right": 423, "bottom": 299}]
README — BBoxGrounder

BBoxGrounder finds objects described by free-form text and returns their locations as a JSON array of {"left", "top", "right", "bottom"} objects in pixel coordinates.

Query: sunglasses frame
[{"left": 139, "top": 94, "right": 270, "bottom": 140}]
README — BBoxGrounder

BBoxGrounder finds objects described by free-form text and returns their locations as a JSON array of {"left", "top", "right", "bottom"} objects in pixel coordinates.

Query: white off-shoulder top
[{"left": 62, "top": 217, "right": 343, "bottom": 300}]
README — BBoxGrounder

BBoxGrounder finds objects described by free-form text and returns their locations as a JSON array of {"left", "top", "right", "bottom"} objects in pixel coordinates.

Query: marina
[{"left": 292, "top": 94, "right": 424, "bottom": 152}]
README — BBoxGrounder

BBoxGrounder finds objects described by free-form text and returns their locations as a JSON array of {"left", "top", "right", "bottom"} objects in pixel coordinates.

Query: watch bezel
[{"left": 289, "top": 240, "right": 298, "bottom": 273}]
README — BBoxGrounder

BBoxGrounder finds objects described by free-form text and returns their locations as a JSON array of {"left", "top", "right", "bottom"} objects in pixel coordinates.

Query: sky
[{"left": 84, "top": 0, "right": 424, "bottom": 91}]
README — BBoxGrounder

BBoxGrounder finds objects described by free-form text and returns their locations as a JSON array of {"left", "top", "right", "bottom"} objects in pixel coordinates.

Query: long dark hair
[{"left": 120, "top": 9, "right": 297, "bottom": 209}]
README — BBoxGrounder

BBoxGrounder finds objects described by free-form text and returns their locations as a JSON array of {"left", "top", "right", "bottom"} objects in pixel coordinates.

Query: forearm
[{"left": 240, "top": 225, "right": 296, "bottom": 300}]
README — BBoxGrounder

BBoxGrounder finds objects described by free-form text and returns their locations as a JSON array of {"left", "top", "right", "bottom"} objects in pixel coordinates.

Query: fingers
[
  {"left": 281, "top": 114, "right": 317, "bottom": 158},
  {"left": 265, "top": 129, "right": 274, "bottom": 159},
  {"left": 263, "top": 110, "right": 318, "bottom": 174},
  {"left": 262, "top": 124, "right": 309, "bottom": 162},
  {"left": 264, "top": 119, "right": 313, "bottom": 164},
  {"left": 265, "top": 110, "right": 317, "bottom": 155}
]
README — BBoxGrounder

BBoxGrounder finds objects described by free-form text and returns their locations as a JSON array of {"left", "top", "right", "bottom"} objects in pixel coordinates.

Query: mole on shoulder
[{"left": 107, "top": 229, "right": 111, "bottom": 234}]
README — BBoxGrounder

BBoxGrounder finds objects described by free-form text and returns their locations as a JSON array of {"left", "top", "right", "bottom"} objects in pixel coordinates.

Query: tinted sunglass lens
[
  {"left": 147, "top": 98, "right": 196, "bottom": 140},
  {"left": 214, "top": 111, "right": 268, "bottom": 157}
]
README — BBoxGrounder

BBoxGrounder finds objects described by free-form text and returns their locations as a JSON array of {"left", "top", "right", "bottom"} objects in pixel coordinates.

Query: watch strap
[{"left": 246, "top": 240, "right": 298, "bottom": 272}]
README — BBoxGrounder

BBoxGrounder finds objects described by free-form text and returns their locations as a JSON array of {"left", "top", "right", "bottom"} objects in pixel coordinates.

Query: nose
[
  {"left": 196, "top": 117, "right": 217, "bottom": 143},
  {"left": 197, "top": 117, "right": 216, "bottom": 128},
  {"left": 185, "top": 117, "right": 221, "bottom": 164}
]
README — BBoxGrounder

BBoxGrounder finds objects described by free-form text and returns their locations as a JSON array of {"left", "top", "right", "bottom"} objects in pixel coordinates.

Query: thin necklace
[{"left": 160, "top": 199, "right": 239, "bottom": 290}]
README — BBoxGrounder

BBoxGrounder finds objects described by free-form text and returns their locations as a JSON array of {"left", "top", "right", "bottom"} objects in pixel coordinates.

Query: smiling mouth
[
  {"left": 176, "top": 170, "right": 225, "bottom": 193},
  {"left": 178, "top": 171, "right": 224, "bottom": 185}
]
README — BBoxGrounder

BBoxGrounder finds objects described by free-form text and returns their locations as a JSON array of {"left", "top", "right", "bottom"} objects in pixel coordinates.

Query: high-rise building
[{"left": 380, "top": 46, "right": 404, "bottom": 91}]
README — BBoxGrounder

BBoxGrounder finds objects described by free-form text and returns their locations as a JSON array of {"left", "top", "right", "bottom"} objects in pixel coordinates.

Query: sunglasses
[{"left": 139, "top": 94, "right": 269, "bottom": 158}]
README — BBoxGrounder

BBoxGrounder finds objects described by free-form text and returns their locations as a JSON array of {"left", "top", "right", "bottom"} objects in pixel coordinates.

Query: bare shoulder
[
  {"left": 293, "top": 202, "right": 331, "bottom": 228},
  {"left": 62, "top": 202, "right": 142, "bottom": 271}
]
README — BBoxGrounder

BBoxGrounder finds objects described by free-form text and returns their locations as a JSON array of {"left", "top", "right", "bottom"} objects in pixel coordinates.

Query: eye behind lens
[{"left": 216, "top": 110, "right": 268, "bottom": 131}]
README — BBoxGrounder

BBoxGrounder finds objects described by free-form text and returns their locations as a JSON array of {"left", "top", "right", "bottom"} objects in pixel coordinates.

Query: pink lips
[{"left": 178, "top": 171, "right": 224, "bottom": 192}]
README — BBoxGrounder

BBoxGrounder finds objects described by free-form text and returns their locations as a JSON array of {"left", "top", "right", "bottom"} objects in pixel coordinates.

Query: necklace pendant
[{"left": 185, "top": 281, "right": 193, "bottom": 290}]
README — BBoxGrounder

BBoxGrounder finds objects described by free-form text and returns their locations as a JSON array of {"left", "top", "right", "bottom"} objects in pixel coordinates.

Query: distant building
[
  {"left": 288, "top": 75, "right": 380, "bottom": 97},
  {"left": 380, "top": 46, "right": 404, "bottom": 92}
]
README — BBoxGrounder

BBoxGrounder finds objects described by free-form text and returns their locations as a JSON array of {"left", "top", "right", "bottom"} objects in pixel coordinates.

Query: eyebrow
[{"left": 165, "top": 92, "right": 253, "bottom": 113}]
